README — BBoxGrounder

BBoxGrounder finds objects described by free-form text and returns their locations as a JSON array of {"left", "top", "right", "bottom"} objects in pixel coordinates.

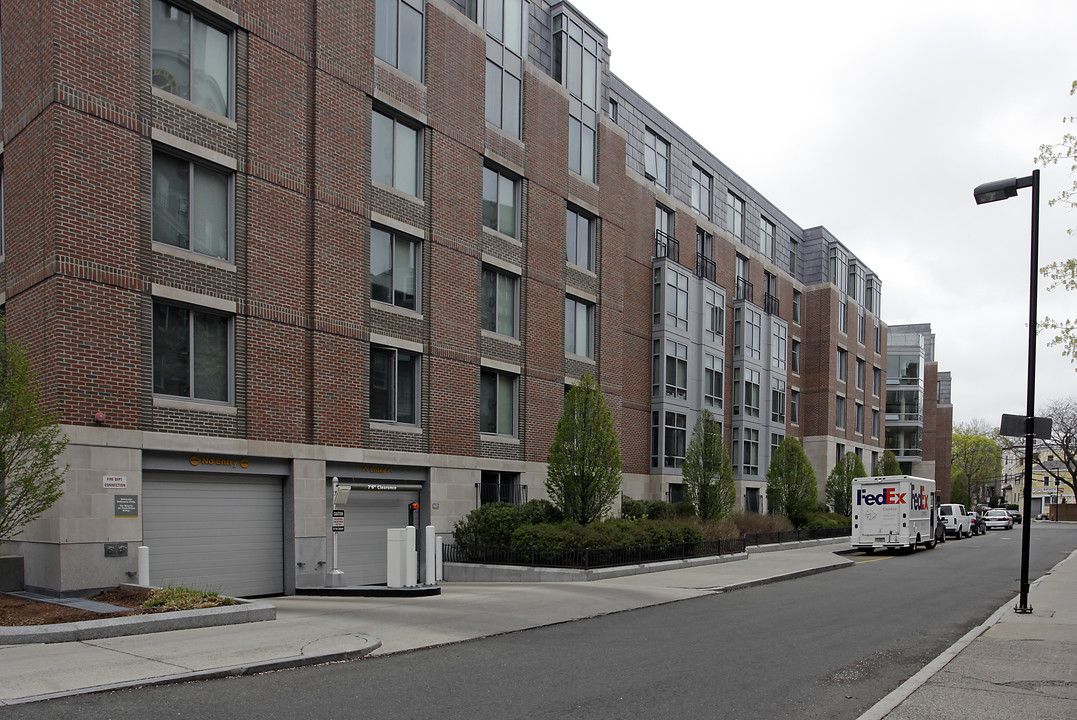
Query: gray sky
[{"left": 579, "top": 0, "right": 1077, "bottom": 426}]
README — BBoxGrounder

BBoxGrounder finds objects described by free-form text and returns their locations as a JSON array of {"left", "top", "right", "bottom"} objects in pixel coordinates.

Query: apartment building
[{"left": 1, "top": 0, "right": 893, "bottom": 597}]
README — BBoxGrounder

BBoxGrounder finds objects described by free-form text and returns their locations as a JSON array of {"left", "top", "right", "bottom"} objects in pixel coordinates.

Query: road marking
[{"left": 853, "top": 556, "right": 892, "bottom": 564}]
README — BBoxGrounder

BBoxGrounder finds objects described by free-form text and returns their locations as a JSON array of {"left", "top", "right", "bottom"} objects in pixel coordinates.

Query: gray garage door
[
  {"left": 334, "top": 490, "right": 415, "bottom": 585},
  {"left": 143, "top": 474, "right": 284, "bottom": 597}
]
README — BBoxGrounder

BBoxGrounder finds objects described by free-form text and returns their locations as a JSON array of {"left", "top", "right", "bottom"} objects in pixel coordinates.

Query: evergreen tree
[
  {"left": 545, "top": 374, "right": 622, "bottom": 525},
  {"left": 682, "top": 410, "right": 735, "bottom": 520},
  {"left": 766, "top": 437, "right": 817, "bottom": 527},
  {"left": 825, "top": 451, "right": 865, "bottom": 516},
  {"left": 873, "top": 450, "right": 901, "bottom": 476}
]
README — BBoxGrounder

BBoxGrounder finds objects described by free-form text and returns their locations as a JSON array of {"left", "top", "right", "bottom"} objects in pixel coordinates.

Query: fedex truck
[{"left": 851, "top": 476, "right": 939, "bottom": 553}]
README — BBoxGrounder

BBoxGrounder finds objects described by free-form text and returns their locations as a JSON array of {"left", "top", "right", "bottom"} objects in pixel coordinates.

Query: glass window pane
[
  {"left": 481, "top": 269, "right": 497, "bottom": 332},
  {"left": 504, "top": 0, "right": 522, "bottom": 56},
  {"left": 394, "top": 121, "right": 418, "bottom": 195},
  {"left": 497, "top": 273, "right": 515, "bottom": 335},
  {"left": 397, "top": 2, "right": 423, "bottom": 80},
  {"left": 565, "top": 299, "right": 574, "bottom": 352},
  {"left": 370, "top": 348, "right": 393, "bottom": 420},
  {"left": 151, "top": 0, "right": 191, "bottom": 99},
  {"left": 502, "top": 72, "right": 520, "bottom": 138},
  {"left": 191, "top": 19, "right": 229, "bottom": 115},
  {"left": 192, "top": 311, "right": 229, "bottom": 401},
  {"left": 568, "top": 39, "right": 582, "bottom": 97},
  {"left": 582, "top": 51, "right": 596, "bottom": 108},
  {"left": 191, "top": 164, "right": 229, "bottom": 259},
  {"left": 153, "top": 303, "right": 189, "bottom": 397},
  {"left": 486, "top": 0, "right": 503, "bottom": 41},
  {"left": 374, "top": 0, "right": 396, "bottom": 65},
  {"left": 498, "top": 374, "right": 514, "bottom": 434},
  {"left": 485, "top": 61, "right": 501, "bottom": 126},
  {"left": 581, "top": 124, "right": 595, "bottom": 183},
  {"left": 577, "top": 215, "right": 591, "bottom": 269},
  {"left": 370, "top": 227, "right": 393, "bottom": 304},
  {"left": 372, "top": 111, "right": 394, "bottom": 186},
  {"left": 482, "top": 168, "right": 498, "bottom": 230},
  {"left": 394, "top": 237, "right": 417, "bottom": 310},
  {"left": 498, "top": 175, "right": 516, "bottom": 237},
  {"left": 152, "top": 152, "right": 189, "bottom": 249},
  {"left": 568, "top": 116, "right": 581, "bottom": 175},
  {"left": 480, "top": 372, "right": 496, "bottom": 433},
  {"left": 565, "top": 211, "right": 577, "bottom": 264},
  {"left": 396, "top": 352, "right": 416, "bottom": 423}
]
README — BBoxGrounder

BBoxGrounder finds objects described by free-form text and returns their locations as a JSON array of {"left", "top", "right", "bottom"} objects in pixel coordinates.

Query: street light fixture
[{"left": 973, "top": 169, "right": 1039, "bottom": 613}]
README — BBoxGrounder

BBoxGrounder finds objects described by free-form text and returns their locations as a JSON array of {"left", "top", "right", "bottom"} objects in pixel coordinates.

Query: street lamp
[{"left": 973, "top": 170, "right": 1039, "bottom": 613}]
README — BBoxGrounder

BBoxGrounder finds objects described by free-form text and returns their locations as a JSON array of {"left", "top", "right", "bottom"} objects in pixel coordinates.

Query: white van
[
  {"left": 938, "top": 503, "right": 972, "bottom": 538},
  {"left": 851, "top": 475, "right": 939, "bottom": 553}
]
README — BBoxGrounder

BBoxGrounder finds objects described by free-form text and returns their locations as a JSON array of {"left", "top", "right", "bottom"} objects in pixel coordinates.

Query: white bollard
[
  {"left": 137, "top": 545, "right": 150, "bottom": 586},
  {"left": 387, "top": 528, "right": 406, "bottom": 588},
  {"left": 404, "top": 525, "right": 417, "bottom": 587},
  {"left": 424, "top": 525, "right": 436, "bottom": 585},
  {"left": 435, "top": 535, "right": 444, "bottom": 583}
]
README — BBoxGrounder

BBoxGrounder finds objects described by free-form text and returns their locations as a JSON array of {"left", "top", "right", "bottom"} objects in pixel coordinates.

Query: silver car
[{"left": 983, "top": 508, "right": 1013, "bottom": 530}]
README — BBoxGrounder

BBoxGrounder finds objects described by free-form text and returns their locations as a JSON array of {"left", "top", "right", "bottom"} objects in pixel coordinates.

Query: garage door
[
  {"left": 334, "top": 490, "right": 415, "bottom": 585},
  {"left": 143, "top": 474, "right": 284, "bottom": 597}
]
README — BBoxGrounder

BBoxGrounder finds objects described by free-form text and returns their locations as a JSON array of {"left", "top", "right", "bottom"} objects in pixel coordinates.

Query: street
[{"left": 6, "top": 523, "right": 1076, "bottom": 719}]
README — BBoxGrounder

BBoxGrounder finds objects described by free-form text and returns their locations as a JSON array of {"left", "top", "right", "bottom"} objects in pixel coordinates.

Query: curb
[{"left": 0, "top": 600, "right": 276, "bottom": 645}]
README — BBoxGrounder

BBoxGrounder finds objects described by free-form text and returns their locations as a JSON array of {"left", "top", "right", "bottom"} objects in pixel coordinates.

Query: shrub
[
  {"left": 511, "top": 522, "right": 580, "bottom": 550},
  {"left": 700, "top": 516, "right": 741, "bottom": 541},
  {"left": 620, "top": 497, "right": 648, "bottom": 520},
  {"left": 620, "top": 497, "right": 677, "bottom": 520},
  {"left": 518, "top": 499, "right": 564, "bottom": 525},
  {"left": 452, "top": 502, "right": 521, "bottom": 547},
  {"left": 801, "top": 511, "right": 851, "bottom": 529},
  {"left": 731, "top": 512, "right": 794, "bottom": 535}
]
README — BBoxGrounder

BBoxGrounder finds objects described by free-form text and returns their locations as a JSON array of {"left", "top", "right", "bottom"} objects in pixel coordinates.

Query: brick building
[{"left": 1, "top": 0, "right": 909, "bottom": 597}]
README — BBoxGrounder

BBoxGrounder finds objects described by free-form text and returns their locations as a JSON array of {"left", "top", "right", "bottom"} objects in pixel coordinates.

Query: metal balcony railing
[
  {"left": 655, "top": 229, "right": 680, "bottom": 264},
  {"left": 695, "top": 253, "right": 716, "bottom": 282},
  {"left": 736, "top": 277, "right": 754, "bottom": 302},
  {"left": 763, "top": 292, "right": 779, "bottom": 316},
  {"left": 476, "top": 483, "right": 529, "bottom": 506}
]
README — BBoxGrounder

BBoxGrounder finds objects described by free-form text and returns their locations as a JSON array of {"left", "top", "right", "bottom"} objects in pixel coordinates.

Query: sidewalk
[
  {"left": 858, "top": 545, "right": 1077, "bottom": 720},
  {"left": 0, "top": 542, "right": 849, "bottom": 705}
]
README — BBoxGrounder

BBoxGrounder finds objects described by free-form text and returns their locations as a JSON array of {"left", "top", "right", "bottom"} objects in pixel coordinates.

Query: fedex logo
[
  {"left": 857, "top": 487, "right": 906, "bottom": 506},
  {"left": 911, "top": 485, "right": 928, "bottom": 511}
]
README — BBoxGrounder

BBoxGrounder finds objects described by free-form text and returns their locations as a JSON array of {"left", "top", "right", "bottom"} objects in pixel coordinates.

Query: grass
[{"left": 141, "top": 586, "right": 236, "bottom": 611}]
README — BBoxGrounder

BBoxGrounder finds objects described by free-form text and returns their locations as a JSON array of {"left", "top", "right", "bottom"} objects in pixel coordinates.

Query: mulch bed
[{"left": 0, "top": 587, "right": 157, "bottom": 627}]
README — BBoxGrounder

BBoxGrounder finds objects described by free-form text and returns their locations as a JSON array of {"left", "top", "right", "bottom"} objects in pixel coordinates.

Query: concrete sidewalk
[
  {"left": 858, "top": 545, "right": 1077, "bottom": 720},
  {"left": 0, "top": 541, "right": 850, "bottom": 705}
]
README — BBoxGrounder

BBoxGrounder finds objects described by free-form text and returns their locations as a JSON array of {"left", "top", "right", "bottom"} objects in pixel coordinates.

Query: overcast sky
[{"left": 577, "top": 0, "right": 1077, "bottom": 426}]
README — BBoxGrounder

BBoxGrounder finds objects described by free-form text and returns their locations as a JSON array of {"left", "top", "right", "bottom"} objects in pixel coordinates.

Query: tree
[
  {"left": 1035, "top": 79, "right": 1077, "bottom": 363},
  {"left": 951, "top": 420, "right": 1002, "bottom": 504},
  {"left": 0, "top": 322, "right": 69, "bottom": 542},
  {"left": 766, "top": 437, "right": 817, "bottom": 527},
  {"left": 545, "top": 374, "right": 622, "bottom": 525},
  {"left": 681, "top": 410, "right": 735, "bottom": 520},
  {"left": 1009, "top": 397, "right": 1077, "bottom": 501},
  {"left": 873, "top": 450, "right": 901, "bottom": 476},
  {"left": 825, "top": 452, "right": 865, "bottom": 516}
]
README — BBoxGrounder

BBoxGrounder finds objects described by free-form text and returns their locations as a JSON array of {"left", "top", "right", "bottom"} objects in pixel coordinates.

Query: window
[
  {"left": 848, "top": 261, "right": 865, "bottom": 302},
  {"left": 486, "top": 58, "right": 521, "bottom": 138},
  {"left": 857, "top": 310, "right": 865, "bottom": 345},
  {"left": 692, "top": 165, "right": 712, "bottom": 218},
  {"left": 556, "top": 14, "right": 599, "bottom": 180},
  {"left": 372, "top": 109, "right": 422, "bottom": 197},
  {"left": 375, "top": 0, "right": 424, "bottom": 81},
  {"left": 772, "top": 323, "right": 787, "bottom": 371},
  {"left": 482, "top": 166, "right": 518, "bottom": 238},
  {"left": 152, "top": 150, "right": 231, "bottom": 261},
  {"left": 666, "top": 268, "right": 689, "bottom": 330},
  {"left": 736, "top": 254, "right": 752, "bottom": 302},
  {"left": 152, "top": 302, "right": 232, "bottom": 402},
  {"left": 696, "top": 228, "right": 714, "bottom": 280},
  {"left": 727, "top": 192, "right": 744, "bottom": 239},
  {"left": 664, "top": 412, "right": 687, "bottom": 468},
  {"left": 772, "top": 379, "right": 786, "bottom": 424},
  {"left": 791, "top": 339, "right": 801, "bottom": 375},
  {"left": 371, "top": 226, "right": 421, "bottom": 311},
  {"left": 838, "top": 301, "right": 848, "bottom": 334},
  {"left": 704, "top": 288, "right": 725, "bottom": 344},
  {"left": 771, "top": 433, "right": 784, "bottom": 458},
  {"left": 704, "top": 354, "right": 723, "bottom": 410},
  {"left": 855, "top": 402, "right": 864, "bottom": 434},
  {"left": 480, "top": 369, "right": 517, "bottom": 436},
  {"left": 790, "top": 389, "right": 800, "bottom": 425},
  {"left": 651, "top": 411, "right": 659, "bottom": 467},
  {"left": 829, "top": 245, "right": 848, "bottom": 293},
  {"left": 609, "top": 98, "right": 619, "bottom": 123},
  {"left": 732, "top": 427, "right": 740, "bottom": 469},
  {"left": 789, "top": 238, "right": 798, "bottom": 275},
  {"left": 743, "top": 428, "right": 759, "bottom": 476},
  {"left": 836, "top": 395, "right": 846, "bottom": 429},
  {"left": 665, "top": 340, "right": 687, "bottom": 399},
  {"left": 152, "top": 0, "right": 232, "bottom": 116},
  {"left": 566, "top": 208, "right": 595, "bottom": 271},
  {"left": 476, "top": 0, "right": 524, "bottom": 138},
  {"left": 744, "top": 368, "right": 761, "bottom": 418},
  {"left": 370, "top": 345, "right": 420, "bottom": 424},
  {"left": 837, "top": 348, "right": 848, "bottom": 383},
  {"left": 873, "top": 367, "right": 882, "bottom": 396},
  {"left": 874, "top": 320, "right": 881, "bottom": 353},
  {"left": 480, "top": 470, "right": 521, "bottom": 505},
  {"left": 743, "top": 307, "right": 763, "bottom": 360},
  {"left": 565, "top": 296, "right": 594, "bottom": 358},
  {"left": 760, "top": 216, "right": 775, "bottom": 257},
  {"left": 481, "top": 267, "right": 517, "bottom": 337},
  {"left": 856, "top": 358, "right": 865, "bottom": 390},
  {"left": 792, "top": 289, "right": 801, "bottom": 324},
  {"left": 643, "top": 128, "right": 669, "bottom": 188},
  {"left": 866, "top": 275, "right": 881, "bottom": 315}
]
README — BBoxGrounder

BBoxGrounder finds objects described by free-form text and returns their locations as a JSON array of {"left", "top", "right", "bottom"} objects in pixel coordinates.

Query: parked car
[
  {"left": 969, "top": 511, "right": 986, "bottom": 535},
  {"left": 1007, "top": 509, "right": 1022, "bottom": 524},
  {"left": 934, "top": 517, "right": 946, "bottom": 545},
  {"left": 984, "top": 508, "right": 1014, "bottom": 530},
  {"left": 939, "top": 503, "right": 972, "bottom": 538}
]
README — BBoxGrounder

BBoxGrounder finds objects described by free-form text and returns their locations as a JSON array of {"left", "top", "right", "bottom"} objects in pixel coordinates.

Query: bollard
[{"left": 137, "top": 545, "right": 150, "bottom": 586}]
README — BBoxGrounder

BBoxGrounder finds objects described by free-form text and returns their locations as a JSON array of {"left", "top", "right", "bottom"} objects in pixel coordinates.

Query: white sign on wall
[{"left": 103, "top": 476, "right": 128, "bottom": 489}]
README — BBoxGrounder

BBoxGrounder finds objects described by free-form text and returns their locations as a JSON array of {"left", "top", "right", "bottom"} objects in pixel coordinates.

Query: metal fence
[{"left": 443, "top": 527, "right": 849, "bottom": 570}]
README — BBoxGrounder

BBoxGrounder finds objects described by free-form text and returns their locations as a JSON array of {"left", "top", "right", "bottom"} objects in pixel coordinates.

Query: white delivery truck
[{"left": 851, "top": 475, "right": 939, "bottom": 553}]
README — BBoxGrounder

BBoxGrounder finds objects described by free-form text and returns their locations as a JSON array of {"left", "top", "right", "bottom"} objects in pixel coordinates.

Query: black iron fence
[
  {"left": 443, "top": 526, "right": 849, "bottom": 570},
  {"left": 655, "top": 230, "right": 680, "bottom": 263}
]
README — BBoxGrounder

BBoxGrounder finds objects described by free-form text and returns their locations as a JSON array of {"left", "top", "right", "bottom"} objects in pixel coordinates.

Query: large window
[
  {"left": 772, "top": 323, "right": 787, "bottom": 371},
  {"left": 704, "top": 354, "right": 723, "bottom": 411},
  {"left": 744, "top": 368, "right": 761, "bottom": 418},
  {"left": 727, "top": 192, "right": 744, "bottom": 239},
  {"left": 664, "top": 411, "right": 687, "bottom": 468},
  {"left": 474, "top": 0, "right": 524, "bottom": 138},
  {"left": 480, "top": 369, "right": 517, "bottom": 436},
  {"left": 643, "top": 128, "right": 669, "bottom": 189},
  {"left": 152, "top": 302, "right": 231, "bottom": 403},
  {"left": 836, "top": 347, "right": 848, "bottom": 382},
  {"left": 855, "top": 402, "right": 864, "bottom": 435},
  {"left": 836, "top": 395, "right": 846, "bottom": 429},
  {"left": 371, "top": 226, "right": 421, "bottom": 311},
  {"left": 734, "top": 307, "right": 762, "bottom": 360},
  {"left": 566, "top": 208, "right": 595, "bottom": 271},
  {"left": 557, "top": 13, "right": 599, "bottom": 181},
  {"left": 372, "top": 109, "right": 422, "bottom": 197},
  {"left": 789, "top": 238, "right": 798, "bottom": 275},
  {"left": 692, "top": 165, "right": 712, "bottom": 218},
  {"left": 856, "top": 357, "right": 866, "bottom": 390},
  {"left": 704, "top": 288, "right": 725, "bottom": 344},
  {"left": 792, "top": 289, "right": 801, "bottom": 324},
  {"left": 791, "top": 339, "right": 801, "bottom": 375},
  {"left": 760, "top": 216, "right": 775, "bottom": 257},
  {"left": 481, "top": 267, "right": 517, "bottom": 337},
  {"left": 665, "top": 268, "right": 689, "bottom": 330},
  {"left": 665, "top": 340, "right": 687, "bottom": 399},
  {"left": 482, "top": 166, "right": 518, "bottom": 238},
  {"left": 872, "top": 408, "right": 880, "bottom": 438},
  {"left": 152, "top": 0, "right": 232, "bottom": 116},
  {"left": 370, "top": 345, "right": 420, "bottom": 424},
  {"left": 790, "top": 389, "right": 800, "bottom": 425},
  {"left": 772, "top": 379, "right": 786, "bottom": 423},
  {"left": 152, "top": 150, "right": 231, "bottom": 261},
  {"left": 375, "top": 0, "right": 424, "bottom": 81},
  {"left": 873, "top": 366, "right": 882, "bottom": 396},
  {"left": 485, "top": 58, "right": 521, "bottom": 138},
  {"left": 829, "top": 245, "right": 848, "bottom": 293},
  {"left": 742, "top": 428, "right": 759, "bottom": 476},
  {"left": 565, "top": 296, "right": 594, "bottom": 358}
]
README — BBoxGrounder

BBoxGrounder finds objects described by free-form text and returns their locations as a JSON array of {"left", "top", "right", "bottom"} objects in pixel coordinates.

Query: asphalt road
[{"left": 9, "top": 523, "right": 1077, "bottom": 720}]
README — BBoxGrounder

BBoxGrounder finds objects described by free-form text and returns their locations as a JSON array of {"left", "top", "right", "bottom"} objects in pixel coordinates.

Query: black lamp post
[{"left": 973, "top": 170, "right": 1039, "bottom": 613}]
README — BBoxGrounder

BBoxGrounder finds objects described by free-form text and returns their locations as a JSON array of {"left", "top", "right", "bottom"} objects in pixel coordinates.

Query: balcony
[
  {"left": 476, "top": 483, "right": 528, "bottom": 506},
  {"left": 696, "top": 253, "right": 716, "bottom": 282},
  {"left": 763, "top": 292, "right": 779, "bottom": 316},
  {"left": 655, "top": 229, "right": 680, "bottom": 264},
  {"left": 735, "top": 277, "right": 754, "bottom": 302}
]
